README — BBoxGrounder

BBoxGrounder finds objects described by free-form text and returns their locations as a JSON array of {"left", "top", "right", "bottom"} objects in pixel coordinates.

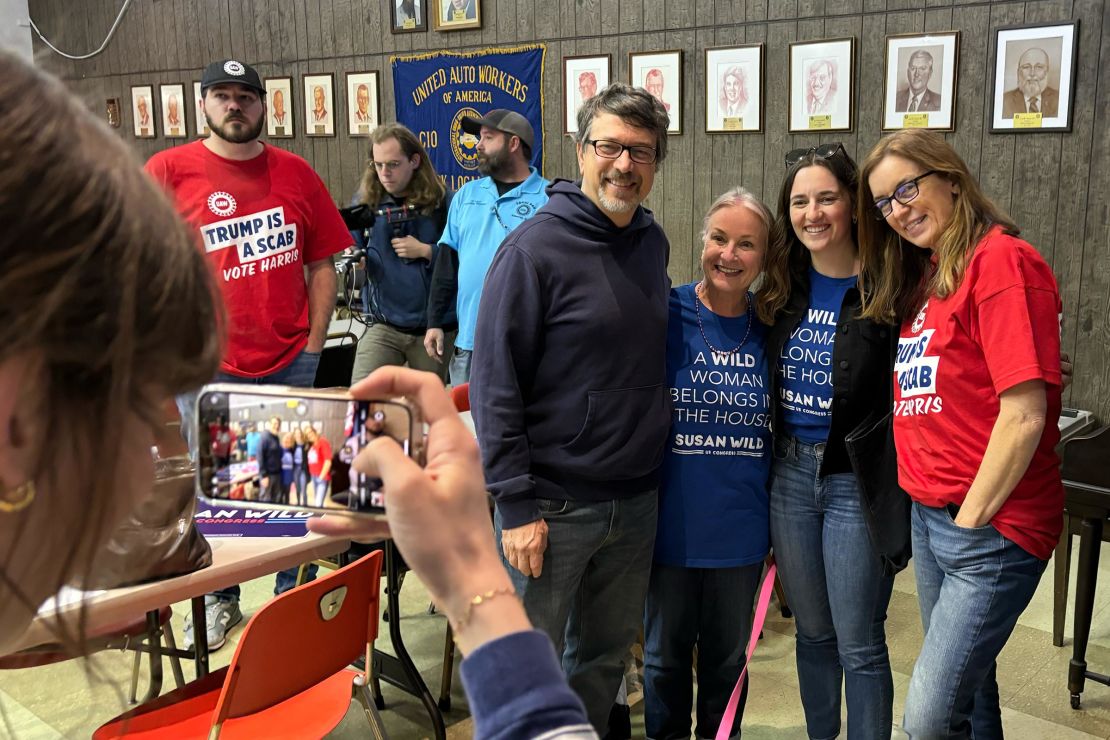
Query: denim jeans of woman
[
  {"left": 769, "top": 437, "right": 894, "bottom": 740},
  {"left": 643, "top": 561, "right": 763, "bottom": 739},
  {"left": 291, "top": 465, "right": 309, "bottom": 506},
  {"left": 903, "top": 501, "right": 1046, "bottom": 739}
]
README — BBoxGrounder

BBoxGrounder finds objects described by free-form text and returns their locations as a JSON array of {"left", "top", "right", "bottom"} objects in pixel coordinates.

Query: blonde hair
[
  {"left": 857, "top": 130, "right": 1018, "bottom": 323},
  {"left": 700, "top": 187, "right": 775, "bottom": 324}
]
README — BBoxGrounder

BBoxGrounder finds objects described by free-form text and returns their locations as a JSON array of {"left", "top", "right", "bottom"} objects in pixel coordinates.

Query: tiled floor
[{"left": 5, "top": 540, "right": 1110, "bottom": 738}]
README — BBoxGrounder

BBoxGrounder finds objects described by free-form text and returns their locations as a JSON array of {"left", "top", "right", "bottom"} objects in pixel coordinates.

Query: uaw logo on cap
[
  {"left": 223, "top": 61, "right": 246, "bottom": 76},
  {"left": 450, "top": 107, "right": 481, "bottom": 171},
  {"left": 208, "top": 191, "right": 237, "bottom": 217}
]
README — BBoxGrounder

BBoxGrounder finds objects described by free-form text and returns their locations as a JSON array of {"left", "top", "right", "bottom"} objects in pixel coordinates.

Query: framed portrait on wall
[
  {"left": 105, "top": 98, "right": 121, "bottom": 128},
  {"left": 265, "top": 77, "right": 294, "bottom": 138},
  {"left": 346, "top": 72, "right": 381, "bottom": 136},
  {"left": 788, "top": 38, "right": 855, "bottom": 133},
  {"left": 989, "top": 21, "right": 1078, "bottom": 133},
  {"left": 563, "top": 54, "right": 610, "bottom": 134},
  {"left": 434, "top": 0, "right": 481, "bottom": 31},
  {"left": 630, "top": 50, "right": 683, "bottom": 134},
  {"left": 130, "top": 85, "right": 156, "bottom": 138},
  {"left": 882, "top": 32, "right": 959, "bottom": 131},
  {"left": 303, "top": 73, "right": 336, "bottom": 137},
  {"left": 159, "top": 83, "right": 187, "bottom": 139},
  {"left": 391, "top": 0, "right": 427, "bottom": 32},
  {"left": 704, "top": 44, "right": 764, "bottom": 133},
  {"left": 193, "top": 81, "right": 209, "bottom": 137}
]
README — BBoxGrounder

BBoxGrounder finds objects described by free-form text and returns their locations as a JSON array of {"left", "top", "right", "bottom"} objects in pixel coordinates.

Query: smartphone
[{"left": 195, "top": 384, "right": 423, "bottom": 518}]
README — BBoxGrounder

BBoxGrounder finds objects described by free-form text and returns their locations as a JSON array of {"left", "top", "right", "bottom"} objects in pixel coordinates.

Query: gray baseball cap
[{"left": 460, "top": 109, "right": 534, "bottom": 150}]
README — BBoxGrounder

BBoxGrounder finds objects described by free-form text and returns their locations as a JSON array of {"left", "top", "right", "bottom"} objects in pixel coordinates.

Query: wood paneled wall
[{"left": 29, "top": 0, "right": 1110, "bottom": 420}]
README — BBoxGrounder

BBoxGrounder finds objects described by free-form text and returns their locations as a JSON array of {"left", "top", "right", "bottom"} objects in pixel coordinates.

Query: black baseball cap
[
  {"left": 201, "top": 59, "right": 266, "bottom": 95},
  {"left": 460, "top": 109, "right": 534, "bottom": 150}
]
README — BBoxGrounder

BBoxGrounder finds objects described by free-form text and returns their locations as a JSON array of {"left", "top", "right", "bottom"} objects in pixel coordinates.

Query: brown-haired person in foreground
[
  {"left": 859, "top": 129, "right": 1064, "bottom": 738},
  {"left": 0, "top": 50, "right": 222, "bottom": 655}
]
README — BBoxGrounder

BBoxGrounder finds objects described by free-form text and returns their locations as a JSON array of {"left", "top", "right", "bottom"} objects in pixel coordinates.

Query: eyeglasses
[
  {"left": 784, "top": 142, "right": 846, "bottom": 168},
  {"left": 585, "top": 139, "right": 658, "bottom": 165},
  {"left": 372, "top": 160, "right": 406, "bottom": 172},
  {"left": 872, "top": 170, "right": 938, "bottom": 220}
]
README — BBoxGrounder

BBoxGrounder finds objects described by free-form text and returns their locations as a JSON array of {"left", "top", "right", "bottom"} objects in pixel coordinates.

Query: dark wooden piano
[{"left": 1061, "top": 425, "right": 1110, "bottom": 709}]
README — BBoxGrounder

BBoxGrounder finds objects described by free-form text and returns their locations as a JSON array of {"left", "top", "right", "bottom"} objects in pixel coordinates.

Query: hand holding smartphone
[
  {"left": 305, "top": 367, "right": 527, "bottom": 656},
  {"left": 195, "top": 384, "right": 423, "bottom": 518}
]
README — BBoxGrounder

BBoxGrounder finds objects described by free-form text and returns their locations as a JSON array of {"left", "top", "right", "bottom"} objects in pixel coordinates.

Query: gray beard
[
  {"left": 1020, "top": 77, "right": 1047, "bottom": 99},
  {"left": 596, "top": 182, "right": 639, "bottom": 214}
]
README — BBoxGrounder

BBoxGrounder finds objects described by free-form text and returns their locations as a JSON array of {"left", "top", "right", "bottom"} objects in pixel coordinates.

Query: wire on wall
[{"left": 29, "top": 0, "right": 134, "bottom": 61}]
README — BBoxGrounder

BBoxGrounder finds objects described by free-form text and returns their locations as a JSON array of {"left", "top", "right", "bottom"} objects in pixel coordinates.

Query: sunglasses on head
[{"left": 784, "top": 142, "right": 846, "bottom": 168}]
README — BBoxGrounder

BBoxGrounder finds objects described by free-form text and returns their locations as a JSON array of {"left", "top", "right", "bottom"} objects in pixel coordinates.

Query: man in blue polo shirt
[{"left": 424, "top": 110, "right": 549, "bottom": 385}]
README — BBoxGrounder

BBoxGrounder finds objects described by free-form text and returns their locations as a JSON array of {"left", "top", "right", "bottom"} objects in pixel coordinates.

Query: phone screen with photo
[{"left": 196, "top": 388, "right": 415, "bottom": 516}]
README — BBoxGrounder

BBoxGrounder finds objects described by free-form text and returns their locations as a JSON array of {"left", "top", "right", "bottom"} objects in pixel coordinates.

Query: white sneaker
[{"left": 182, "top": 595, "right": 243, "bottom": 652}]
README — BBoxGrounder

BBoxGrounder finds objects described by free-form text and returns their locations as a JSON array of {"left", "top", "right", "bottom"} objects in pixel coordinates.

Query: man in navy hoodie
[{"left": 470, "top": 82, "right": 672, "bottom": 733}]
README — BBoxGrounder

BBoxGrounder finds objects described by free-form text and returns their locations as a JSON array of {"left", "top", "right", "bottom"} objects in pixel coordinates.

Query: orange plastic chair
[
  {"left": 93, "top": 550, "right": 385, "bottom": 739},
  {"left": 449, "top": 382, "right": 470, "bottom": 413}
]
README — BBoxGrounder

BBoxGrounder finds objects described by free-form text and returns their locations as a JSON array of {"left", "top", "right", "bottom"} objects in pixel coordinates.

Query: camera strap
[{"left": 715, "top": 563, "right": 777, "bottom": 740}]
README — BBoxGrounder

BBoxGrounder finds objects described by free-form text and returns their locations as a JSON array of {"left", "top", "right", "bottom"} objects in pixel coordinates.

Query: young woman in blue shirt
[{"left": 758, "top": 144, "right": 907, "bottom": 740}]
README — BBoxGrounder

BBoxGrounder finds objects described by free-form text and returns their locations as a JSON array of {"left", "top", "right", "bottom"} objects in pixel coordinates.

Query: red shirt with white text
[
  {"left": 145, "top": 141, "right": 350, "bottom": 376},
  {"left": 893, "top": 226, "right": 1063, "bottom": 559}
]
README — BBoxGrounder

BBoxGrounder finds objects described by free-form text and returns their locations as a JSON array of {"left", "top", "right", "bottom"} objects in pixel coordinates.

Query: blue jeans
[
  {"left": 643, "top": 562, "right": 762, "bottom": 740},
  {"left": 495, "top": 490, "right": 658, "bottom": 733},
  {"left": 449, "top": 347, "right": 472, "bottom": 386},
  {"left": 291, "top": 466, "right": 309, "bottom": 507},
  {"left": 769, "top": 437, "right": 894, "bottom": 740},
  {"left": 312, "top": 475, "right": 331, "bottom": 507},
  {"left": 176, "top": 349, "right": 322, "bottom": 601},
  {"left": 903, "top": 501, "right": 1046, "bottom": 739}
]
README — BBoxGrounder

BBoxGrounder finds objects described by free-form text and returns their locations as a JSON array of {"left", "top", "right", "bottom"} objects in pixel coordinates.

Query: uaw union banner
[{"left": 392, "top": 44, "right": 546, "bottom": 190}]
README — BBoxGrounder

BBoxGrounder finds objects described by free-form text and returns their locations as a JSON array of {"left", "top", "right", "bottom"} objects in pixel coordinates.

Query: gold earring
[{"left": 0, "top": 480, "right": 35, "bottom": 513}]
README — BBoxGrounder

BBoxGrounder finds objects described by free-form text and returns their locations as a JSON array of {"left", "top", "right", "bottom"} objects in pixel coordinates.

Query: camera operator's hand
[
  {"left": 391, "top": 236, "right": 431, "bottom": 261},
  {"left": 307, "top": 367, "right": 528, "bottom": 654},
  {"left": 424, "top": 328, "right": 445, "bottom": 362}
]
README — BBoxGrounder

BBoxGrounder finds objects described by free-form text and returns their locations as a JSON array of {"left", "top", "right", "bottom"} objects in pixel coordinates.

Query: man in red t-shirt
[
  {"left": 208, "top": 415, "right": 236, "bottom": 468},
  {"left": 146, "top": 59, "right": 351, "bottom": 653}
]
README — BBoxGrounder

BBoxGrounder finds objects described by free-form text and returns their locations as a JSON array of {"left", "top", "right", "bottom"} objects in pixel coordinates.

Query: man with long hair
[
  {"left": 145, "top": 58, "right": 351, "bottom": 654},
  {"left": 350, "top": 124, "right": 456, "bottom": 382}
]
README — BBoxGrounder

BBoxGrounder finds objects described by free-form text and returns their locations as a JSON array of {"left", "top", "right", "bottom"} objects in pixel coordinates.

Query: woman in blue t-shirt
[
  {"left": 757, "top": 144, "right": 906, "bottom": 740},
  {"left": 644, "top": 187, "right": 775, "bottom": 740}
]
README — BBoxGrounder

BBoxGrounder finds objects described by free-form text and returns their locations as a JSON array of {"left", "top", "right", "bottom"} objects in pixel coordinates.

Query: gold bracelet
[{"left": 452, "top": 587, "right": 520, "bottom": 637}]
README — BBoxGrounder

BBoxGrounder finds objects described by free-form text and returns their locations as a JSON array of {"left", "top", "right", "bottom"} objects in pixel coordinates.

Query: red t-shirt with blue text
[
  {"left": 893, "top": 226, "right": 1063, "bottom": 559},
  {"left": 145, "top": 141, "right": 350, "bottom": 377}
]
